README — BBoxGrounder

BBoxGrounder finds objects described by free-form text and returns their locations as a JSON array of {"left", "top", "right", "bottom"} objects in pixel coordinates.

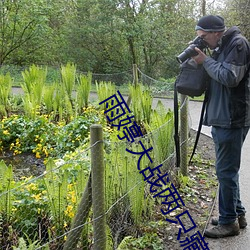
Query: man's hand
[{"left": 192, "top": 47, "right": 207, "bottom": 64}]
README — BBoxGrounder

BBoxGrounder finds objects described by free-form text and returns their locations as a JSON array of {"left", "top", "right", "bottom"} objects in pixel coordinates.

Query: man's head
[{"left": 195, "top": 15, "right": 225, "bottom": 49}]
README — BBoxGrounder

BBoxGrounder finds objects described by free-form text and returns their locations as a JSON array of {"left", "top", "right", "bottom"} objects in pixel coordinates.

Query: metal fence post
[
  {"left": 91, "top": 124, "right": 106, "bottom": 250},
  {"left": 180, "top": 94, "right": 189, "bottom": 176}
]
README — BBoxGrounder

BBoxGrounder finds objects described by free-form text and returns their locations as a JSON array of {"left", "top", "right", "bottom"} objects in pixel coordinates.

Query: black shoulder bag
[{"left": 175, "top": 58, "right": 208, "bottom": 97}]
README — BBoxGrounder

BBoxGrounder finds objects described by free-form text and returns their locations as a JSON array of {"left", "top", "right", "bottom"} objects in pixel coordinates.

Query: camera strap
[
  {"left": 174, "top": 82, "right": 181, "bottom": 168},
  {"left": 189, "top": 91, "right": 208, "bottom": 164}
]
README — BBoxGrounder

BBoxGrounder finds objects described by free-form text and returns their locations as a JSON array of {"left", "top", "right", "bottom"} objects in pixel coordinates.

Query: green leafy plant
[
  {"left": 43, "top": 84, "right": 56, "bottom": 114},
  {"left": 117, "top": 233, "right": 163, "bottom": 250},
  {"left": 0, "top": 115, "right": 57, "bottom": 157},
  {"left": 60, "top": 62, "right": 76, "bottom": 102},
  {"left": 178, "top": 173, "right": 193, "bottom": 188},
  {"left": 0, "top": 73, "right": 12, "bottom": 117},
  {"left": 42, "top": 159, "right": 69, "bottom": 247},
  {"left": 0, "top": 161, "right": 14, "bottom": 221},
  {"left": 13, "top": 235, "right": 45, "bottom": 250},
  {"left": 12, "top": 176, "right": 49, "bottom": 241},
  {"left": 0, "top": 108, "right": 101, "bottom": 158},
  {"left": 96, "top": 81, "right": 116, "bottom": 110},
  {"left": 145, "top": 100, "right": 175, "bottom": 166},
  {"left": 129, "top": 83, "right": 152, "bottom": 124},
  {"left": 52, "top": 82, "right": 66, "bottom": 121},
  {"left": 105, "top": 132, "right": 156, "bottom": 247},
  {"left": 51, "top": 81, "right": 74, "bottom": 122},
  {"left": 76, "top": 72, "right": 92, "bottom": 111},
  {"left": 0, "top": 83, "right": 179, "bottom": 249},
  {"left": 21, "top": 65, "right": 47, "bottom": 118},
  {"left": 0, "top": 161, "right": 17, "bottom": 248}
]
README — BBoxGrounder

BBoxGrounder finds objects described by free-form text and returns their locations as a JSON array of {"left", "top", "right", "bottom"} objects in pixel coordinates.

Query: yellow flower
[
  {"left": 3, "top": 130, "right": 9, "bottom": 135},
  {"left": 14, "top": 149, "right": 22, "bottom": 155},
  {"left": 42, "top": 147, "right": 49, "bottom": 157},
  {"left": 32, "top": 193, "right": 42, "bottom": 201},
  {"left": 36, "top": 152, "right": 41, "bottom": 159},
  {"left": 71, "top": 195, "right": 76, "bottom": 204},
  {"left": 65, "top": 205, "right": 74, "bottom": 218},
  {"left": 21, "top": 176, "right": 32, "bottom": 181},
  {"left": 26, "top": 183, "right": 37, "bottom": 191}
]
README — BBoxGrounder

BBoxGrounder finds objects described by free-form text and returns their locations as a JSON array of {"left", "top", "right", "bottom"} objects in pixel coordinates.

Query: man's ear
[{"left": 216, "top": 31, "right": 224, "bottom": 38}]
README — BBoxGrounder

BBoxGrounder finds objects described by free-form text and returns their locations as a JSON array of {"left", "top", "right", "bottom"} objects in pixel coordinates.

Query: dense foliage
[
  {"left": 1, "top": 0, "right": 245, "bottom": 79},
  {"left": 0, "top": 63, "right": 178, "bottom": 248}
]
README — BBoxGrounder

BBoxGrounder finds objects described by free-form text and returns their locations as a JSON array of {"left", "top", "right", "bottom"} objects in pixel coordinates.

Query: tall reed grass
[
  {"left": 21, "top": 65, "right": 47, "bottom": 118},
  {"left": 0, "top": 73, "right": 12, "bottom": 116},
  {"left": 129, "top": 84, "right": 152, "bottom": 124},
  {"left": 76, "top": 72, "right": 92, "bottom": 112}
]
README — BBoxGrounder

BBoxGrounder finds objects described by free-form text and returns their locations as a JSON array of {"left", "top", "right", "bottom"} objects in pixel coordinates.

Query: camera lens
[
  {"left": 176, "top": 37, "right": 208, "bottom": 63},
  {"left": 176, "top": 45, "right": 198, "bottom": 63}
]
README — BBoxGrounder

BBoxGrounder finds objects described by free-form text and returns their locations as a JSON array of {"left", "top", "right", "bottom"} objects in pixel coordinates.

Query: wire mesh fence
[
  {"left": 137, "top": 68, "right": 175, "bottom": 95},
  {"left": 0, "top": 65, "right": 196, "bottom": 249},
  {"left": 0, "top": 121, "right": 177, "bottom": 249}
]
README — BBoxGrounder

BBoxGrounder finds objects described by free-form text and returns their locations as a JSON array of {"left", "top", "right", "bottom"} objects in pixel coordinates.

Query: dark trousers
[{"left": 211, "top": 126, "right": 249, "bottom": 225}]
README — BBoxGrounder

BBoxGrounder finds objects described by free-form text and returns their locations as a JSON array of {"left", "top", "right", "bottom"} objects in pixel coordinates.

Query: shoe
[
  {"left": 204, "top": 222, "right": 240, "bottom": 238},
  {"left": 211, "top": 214, "right": 247, "bottom": 229},
  {"left": 238, "top": 214, "right": 248, "bottom": 228}
]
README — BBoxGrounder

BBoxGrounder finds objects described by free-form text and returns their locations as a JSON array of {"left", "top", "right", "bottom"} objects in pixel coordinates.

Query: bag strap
[
  {"left": 189, "top": 91, "right": 208, "bottom": 164},
  {"left": 174, "top": 80, "right": 180, "bottom": 168}
]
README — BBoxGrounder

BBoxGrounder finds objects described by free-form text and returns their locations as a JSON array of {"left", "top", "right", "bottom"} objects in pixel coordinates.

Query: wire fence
[
  {"left": 0, "top": 66, "right": 209, "bottom": 249},
  {"left": 0, "top": 121, "right": 176, "bottom": 249},
  {"left": 137, "top": 68, "right": 175, "bottom": 94}
]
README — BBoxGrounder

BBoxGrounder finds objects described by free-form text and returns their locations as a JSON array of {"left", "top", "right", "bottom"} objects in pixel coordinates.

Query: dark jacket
[{"left": 203, "top": 26, "right": 250, "bottom": 128}]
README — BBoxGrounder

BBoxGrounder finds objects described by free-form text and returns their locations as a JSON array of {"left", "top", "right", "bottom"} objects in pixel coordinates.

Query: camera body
[{"left": 176, "top": 36, "right": 208, "bottom": 63}]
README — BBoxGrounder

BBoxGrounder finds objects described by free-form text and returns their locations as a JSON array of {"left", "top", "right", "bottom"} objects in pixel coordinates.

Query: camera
[{"left": 176, "top": 36, "right": 208, "bottom": 64}]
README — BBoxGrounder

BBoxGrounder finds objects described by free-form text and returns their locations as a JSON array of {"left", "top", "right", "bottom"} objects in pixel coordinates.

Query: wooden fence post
[
  {"left": 133, "top": 64, "right": 138, "bottom": 86},
  {"left": 91, "top": 124, "right": 106, "bottom": 250},
  {"left": 127, "top": 64, "right": 138, "bottom": 107}
]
